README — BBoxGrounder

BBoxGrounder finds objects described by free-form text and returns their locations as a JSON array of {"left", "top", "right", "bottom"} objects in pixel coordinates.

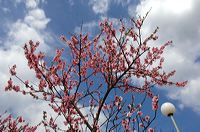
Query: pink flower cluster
[
  {"left": 5, "top": 78, "right": 20, "bottom": 92},
  {"left": 122, "top": 119, "right": 130, "bottom": 132},
  {"left": 0, "top": 112, "right": 37, "bottom": 132},
  {"left": 114, "top": 96, "right": 123, "bottom": 108},
  {"left": 10, "top": 64, "right": 16, "bottom": 76},
  {"left": 152, "top": 96, "right": 159, "bottom": 111},
  {"left": 148, "top": 128, "right": 154, "bottom": 132}
]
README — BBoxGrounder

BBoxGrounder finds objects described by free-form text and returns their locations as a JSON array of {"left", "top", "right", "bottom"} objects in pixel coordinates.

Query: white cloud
[
  {"left": 5, "top": 20, "right": 49, "bottom": 51},
  {"left": 168, "top": 77, "right": 200, "bottom": 114},
  {"left": 25, "top": 0, "right": 38, "bottom": 9},
  {"left": 3, "top": 0, "right": 51, "bottom": 50},
  {"left": 128, "top": 4, "right": 137, "bottom": 17},
  {"left": 14, "top": 0, "right": 47, "bottom": 7},
  {"left": 88, "top": 0, "right": 131, "bottom": 14},
  {"left": 133, "top": 0, "right": 200, "bottom": 114},
  {"left": 89, "top": 0, "right": 110, "bottom": 14},
  {"left": 24, "top": 8, "right": 50, "bottom": 30},
  {"left": 113, "top": 0, "right": 131, "bottom": 6}
]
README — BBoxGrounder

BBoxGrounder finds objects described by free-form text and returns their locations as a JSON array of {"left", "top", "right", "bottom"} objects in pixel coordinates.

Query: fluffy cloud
[
  {"left": 88, "top": 0, "right": 131, "bottom": 14},
  {"left": 168, "top": 77, "right": 200, "bottom": 113},
  {"left": 89, "top": 0, "right": 110, "bottom": 14},
  {"left": 25, "top": 0, "right": 38, "bottom": 9},
  {"left": 113, "top": 0, "right": 131, "bottom": 6},
  {"left": 133, "top": 0, "right": 200, "bottom": 114},
  {"left": 24, "top": 8, "right": 50, "bottom": 30},
  {"left": 4, "top": 0, "right": 51, "bottom": 49}
]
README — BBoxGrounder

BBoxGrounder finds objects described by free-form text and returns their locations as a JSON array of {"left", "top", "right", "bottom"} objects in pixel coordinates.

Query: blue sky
[{"left": 0, "top": 0, "right": 200, "bottom": 131}]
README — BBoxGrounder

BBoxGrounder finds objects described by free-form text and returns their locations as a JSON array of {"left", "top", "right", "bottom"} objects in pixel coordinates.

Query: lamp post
[{"left": 161, "top": 102, "right": 180, "bottom": 132}]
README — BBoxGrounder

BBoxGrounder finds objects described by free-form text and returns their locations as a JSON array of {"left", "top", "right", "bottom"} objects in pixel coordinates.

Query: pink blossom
[
  {"left": 71, "top": 36, "right": 78, "bottom": 45},
  {"left": 176, "top": 81, "right": 188, "bottom": 87},
  {"left": 136, "top": 19, "right": 142, "bottom": 28},
  {"left": 148, "top": 128, "right": 154, "bottom": 132},
  {"left": 18, "top": 116, "right": 23, "bottom": 123},
  {"left": 122, "top": 119, "right": 128, "bottom": 128},
  {"left": 72, "top": 59, "right": 79, "bottom": 65},
  {"left": 145, "top": 115, "right": 150, "bottom": 122},
  {"left": 115, "top": 96, "right": 123, "bottom": 106},
  {"left": 39, "top": 79, "right": 46, "bottom": 91},
  {"left": 137, "top": 111, "right": 143, "bottom": 116},
  {"left": 10, "top": 64, "right": 16, "bottom": 76},
  {"left": 119, "top": 96, "right": 123, "bottom": 102},
  {"left": 132, "top": 118, "right": 136, "bottom": 122},
  {"left": 139, "top": 123, "right": 144, "bottom": 128},
  {"left": 13, "top": 85, "right": 20, "bottom": 92},
  {"left": 60, "top": 35, "right": 67, "bottom": 42},
  {"left": 152, "top": 96, "right": 159, "bottom": 111},
  {"left": 25, "top": 80, "right": 29, "bottom": 87},
  {"left": 126, "top": 112, "right": 132, "bottom": 118},
  {"left": 5, "top": 78, "right": 13, "bottom": 91}
]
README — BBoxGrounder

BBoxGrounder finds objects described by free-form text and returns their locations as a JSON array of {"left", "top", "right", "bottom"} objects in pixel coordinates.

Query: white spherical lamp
[
  {"left": 161, "top": 102, "right": 176, "bottom": 116},
  {"left": 161, "top": 102, "right": 179, "bottom": 132}
]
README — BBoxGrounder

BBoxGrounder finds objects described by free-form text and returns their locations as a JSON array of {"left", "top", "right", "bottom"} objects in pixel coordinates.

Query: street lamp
[{"left": 161, "top": 102, "right": 180, "bottom": 132}]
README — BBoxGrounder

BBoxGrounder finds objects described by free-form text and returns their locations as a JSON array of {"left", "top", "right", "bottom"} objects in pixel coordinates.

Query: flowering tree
[{"left": 3, "top": 12, "right": 187, "bottom": 132}]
